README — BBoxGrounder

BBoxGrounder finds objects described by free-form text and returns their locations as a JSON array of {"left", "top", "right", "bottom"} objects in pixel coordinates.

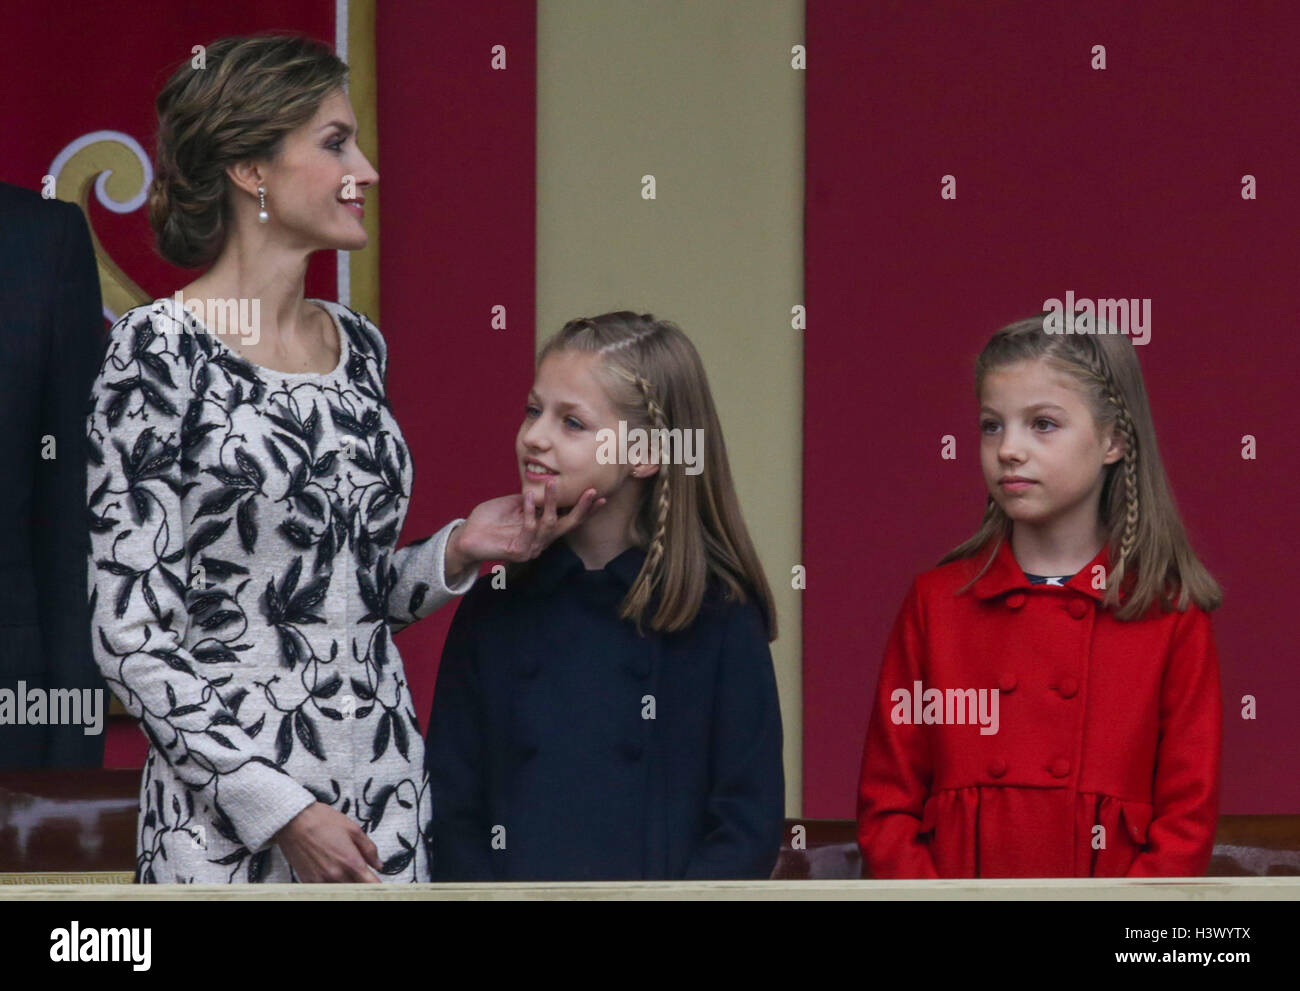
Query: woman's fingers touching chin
[{"left": 555, "top": 488, "right": 598, "bottom": 534}]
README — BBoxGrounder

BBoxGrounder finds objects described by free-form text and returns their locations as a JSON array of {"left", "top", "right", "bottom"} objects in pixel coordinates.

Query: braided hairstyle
[
  {"left": 943, "top": 313, "right": 1221, "bottom": 619},
  {"left": 1070, "top": 332, "right": 1142, "bottom": 594},
  {"left": 615, "top": 367, "right": 674, "bottom": 602},
  {"left": 524, "top": 312, "right": 777, "bottom": 639}
]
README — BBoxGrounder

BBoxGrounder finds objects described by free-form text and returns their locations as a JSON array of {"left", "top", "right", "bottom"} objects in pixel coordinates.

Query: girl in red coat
[{"left": 857, "top": 314, "right": 1223, "bottom": 878}]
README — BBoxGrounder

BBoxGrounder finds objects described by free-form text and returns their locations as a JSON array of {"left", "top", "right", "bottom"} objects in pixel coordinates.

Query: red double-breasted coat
[{"left": 856, "top": 538, "right": 1222, "bottom": 878}]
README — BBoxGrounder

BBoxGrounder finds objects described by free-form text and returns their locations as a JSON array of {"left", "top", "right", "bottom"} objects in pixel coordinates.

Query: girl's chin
[{"left": 521, "top": 479, "right": 577, "bottom": 508}]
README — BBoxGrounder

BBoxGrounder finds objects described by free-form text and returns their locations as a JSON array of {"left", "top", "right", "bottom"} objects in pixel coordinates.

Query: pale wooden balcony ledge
[{"left": 2, "top": 876, "right": 1297, "bottom": 900}]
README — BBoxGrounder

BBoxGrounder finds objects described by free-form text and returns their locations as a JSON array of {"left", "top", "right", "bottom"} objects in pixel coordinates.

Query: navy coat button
[
  {"left": 1057, "top": 676, "right": 1079, "bottom": 698},
  {"left": 1049, "top": 757, "right": 1071, "bottom": 778},
  {"left": 516, "top": 657, "right": 540, "bottom": 678},
  {"left": 618, "top": 741, "right": 643, "bottom": 762},
  {"left": 1066, "top": 599, "right": 1088, "bottom": 619},
  {"left": 987, "top": 758, "right": 1008, "bottom": 778},
  {"left": 515, "top": 741, "right": 538, "bottom": 760},
  {"left": 1005, "top": 592, "right": 1026, "bottom": 609},
  {"left": 997, "top": 673, "right": 1017, "bottom": 693}
]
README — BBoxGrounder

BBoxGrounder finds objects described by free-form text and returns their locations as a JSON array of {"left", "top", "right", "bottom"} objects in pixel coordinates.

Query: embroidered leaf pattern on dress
[{"left": 88, "top": 299, "right": 469, "bottom": 883}]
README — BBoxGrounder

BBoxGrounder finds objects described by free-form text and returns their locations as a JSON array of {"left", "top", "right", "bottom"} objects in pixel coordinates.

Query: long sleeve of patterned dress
[
  {"left": 87, "top": 309, "right": 316, "bottom": 858},
  {"left": 385, "top": 523, "right": 476, "bottom": 635},
  {"left": 350, "top": 310, "right": 477, "bottom": 636},
  {"left": 87, "top": 297, "right": 474, "bottom": 882}
]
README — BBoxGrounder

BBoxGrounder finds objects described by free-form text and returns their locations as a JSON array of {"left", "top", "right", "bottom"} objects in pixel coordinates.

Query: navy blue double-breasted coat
[{"left": 423, "top": 538, "right": 784, "bottom": 880}]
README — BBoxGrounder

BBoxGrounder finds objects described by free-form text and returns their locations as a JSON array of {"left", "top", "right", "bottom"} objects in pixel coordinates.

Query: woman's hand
[
  {"left": 274, "top": 802, "right": 384, "bottom": 883},
  {"left": 445, "top": 479, "right": 605, "bottom": 580}
]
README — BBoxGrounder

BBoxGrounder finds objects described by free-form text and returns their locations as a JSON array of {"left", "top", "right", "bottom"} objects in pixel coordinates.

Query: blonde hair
[
  {"left": 512, "top": 312, "right": 777, "bottom": 641},
  {"left": 941, "top": 314, "right": 1221, "bottom": 620},
  {"left": 148, "top": 33, "right": 348, "bottom": 268}
]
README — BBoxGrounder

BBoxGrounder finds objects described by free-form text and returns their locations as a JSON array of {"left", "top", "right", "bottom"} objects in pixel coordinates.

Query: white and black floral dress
[{"left": 86, "top": 296, "right": 475, "bottom": 882}]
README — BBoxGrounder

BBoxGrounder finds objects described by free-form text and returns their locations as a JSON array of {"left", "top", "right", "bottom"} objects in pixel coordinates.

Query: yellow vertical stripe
[
  {"left": 536, "top": 1, "right": 805, "bottom": 814},
  {"left": 347, "top": 0, "right": 380, "bottom": 320}
]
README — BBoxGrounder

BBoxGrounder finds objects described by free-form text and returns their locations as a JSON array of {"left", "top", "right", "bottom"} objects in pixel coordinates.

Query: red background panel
[
  {"left": 804, "top": 0, "right": 1300, "bottom": 816},
  {"left": 375, "top": 1, "right": 537, "bottom": 729}
]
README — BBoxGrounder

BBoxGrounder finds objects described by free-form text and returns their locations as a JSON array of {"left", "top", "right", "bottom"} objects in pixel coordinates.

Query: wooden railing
[{"left": 3, "top": 771, "right": 1297, "bottom": 883}]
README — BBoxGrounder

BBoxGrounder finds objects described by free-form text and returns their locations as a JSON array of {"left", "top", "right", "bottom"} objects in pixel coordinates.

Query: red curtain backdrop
[
  {"left": 375, "top": 1, "right": 536, "bottom": 728},
  {"left": 804, "top": 0, "right": 1300, "bottom": 817}
]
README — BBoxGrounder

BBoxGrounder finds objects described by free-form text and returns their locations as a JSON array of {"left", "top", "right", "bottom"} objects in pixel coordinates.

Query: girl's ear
[
  {"left": 1101, "top": 425, "right": 1126, "bottom": 465},
  {"left": 631, "top": 463, "right": 661, "bottom": 480}
]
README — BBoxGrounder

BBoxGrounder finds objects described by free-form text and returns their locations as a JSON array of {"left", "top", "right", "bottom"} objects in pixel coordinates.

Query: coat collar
[
  {"left": 528, "top": 538, "right": 649, "bottom": 596},
  {"left": 970, "top": 536, "right": 1123, "bottom": 603}
]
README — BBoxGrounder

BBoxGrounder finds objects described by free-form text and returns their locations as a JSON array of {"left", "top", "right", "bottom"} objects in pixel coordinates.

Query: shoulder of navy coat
[{"left": 425, "top": 536, "right": 784, "bottom": 881}]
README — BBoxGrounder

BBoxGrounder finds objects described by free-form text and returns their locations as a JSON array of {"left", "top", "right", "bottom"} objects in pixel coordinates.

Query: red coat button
[
  {"left": 1049, "top": 757, "right": 1071, "bottom": 778},
  {"left": 997, "top": 673, "right": 1017, "bottom": 693},
  {"left": 1057, "top": 676, "right": 1079, "bottom": 698},
  {"left": 988, "top": 758, "right": 1008, "bottom": 778},
  {"left": 1066, "top": 599, "right": 1088, "bottom": 619},
  {"left": 1006, "top": 592, "right": 1026, "bottom": 609}
]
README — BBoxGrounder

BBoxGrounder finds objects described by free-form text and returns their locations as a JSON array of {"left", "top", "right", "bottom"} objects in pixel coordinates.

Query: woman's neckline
[{"left": 158, "top": 295, "right": 349, "bottom": 380}]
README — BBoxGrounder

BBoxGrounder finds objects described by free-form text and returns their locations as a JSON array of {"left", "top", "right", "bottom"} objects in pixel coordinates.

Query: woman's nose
[{"left": 355, "top": 152, "right": 379, "bottom": 188}]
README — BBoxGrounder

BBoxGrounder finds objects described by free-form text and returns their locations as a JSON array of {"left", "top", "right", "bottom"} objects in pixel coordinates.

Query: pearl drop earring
[{"left": 257, "top": 185, "right": 268, "bottom": 223}]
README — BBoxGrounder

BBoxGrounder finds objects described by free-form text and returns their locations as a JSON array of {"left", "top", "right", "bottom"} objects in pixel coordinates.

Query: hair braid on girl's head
[
  {"left": 1074, "top": 337, "right": 1141, "bottom": 591},
  {"left": 594, "top": 326, "right": 654, "bottom": 358},
  {"left": 630, "top": 371, "right": 672, "bottom": 579}
]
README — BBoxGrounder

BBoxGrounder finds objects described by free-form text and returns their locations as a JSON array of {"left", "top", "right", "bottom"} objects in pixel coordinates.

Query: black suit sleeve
[{"left": 32, "top": 200, "right": 108, "bottom": 767}]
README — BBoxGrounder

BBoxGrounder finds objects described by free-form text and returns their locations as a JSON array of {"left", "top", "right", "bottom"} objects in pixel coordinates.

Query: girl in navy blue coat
[{"left": 424, "top": 311, "right": 784, "bottom": 880}]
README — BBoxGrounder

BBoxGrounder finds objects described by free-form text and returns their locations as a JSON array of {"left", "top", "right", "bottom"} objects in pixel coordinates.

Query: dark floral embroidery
[{"left": 87, "top": 298, "right": 470, "bottom": 882}]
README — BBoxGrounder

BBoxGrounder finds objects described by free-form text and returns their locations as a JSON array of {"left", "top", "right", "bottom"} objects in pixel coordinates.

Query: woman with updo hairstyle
[
  {"left": 147, "top": 34, "right": 349, "bottom": 269},
  {"left": 87, "top": 33, "right": 603, "bottom": 883}
]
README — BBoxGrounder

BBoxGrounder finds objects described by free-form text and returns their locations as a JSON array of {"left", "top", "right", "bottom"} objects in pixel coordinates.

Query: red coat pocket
[
  {"left": 1088, "top": 795, "right": 1152, "bottom": 875},
  {"left": 1120, "top": 799, "right": 1153, "bottom": 846}
]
